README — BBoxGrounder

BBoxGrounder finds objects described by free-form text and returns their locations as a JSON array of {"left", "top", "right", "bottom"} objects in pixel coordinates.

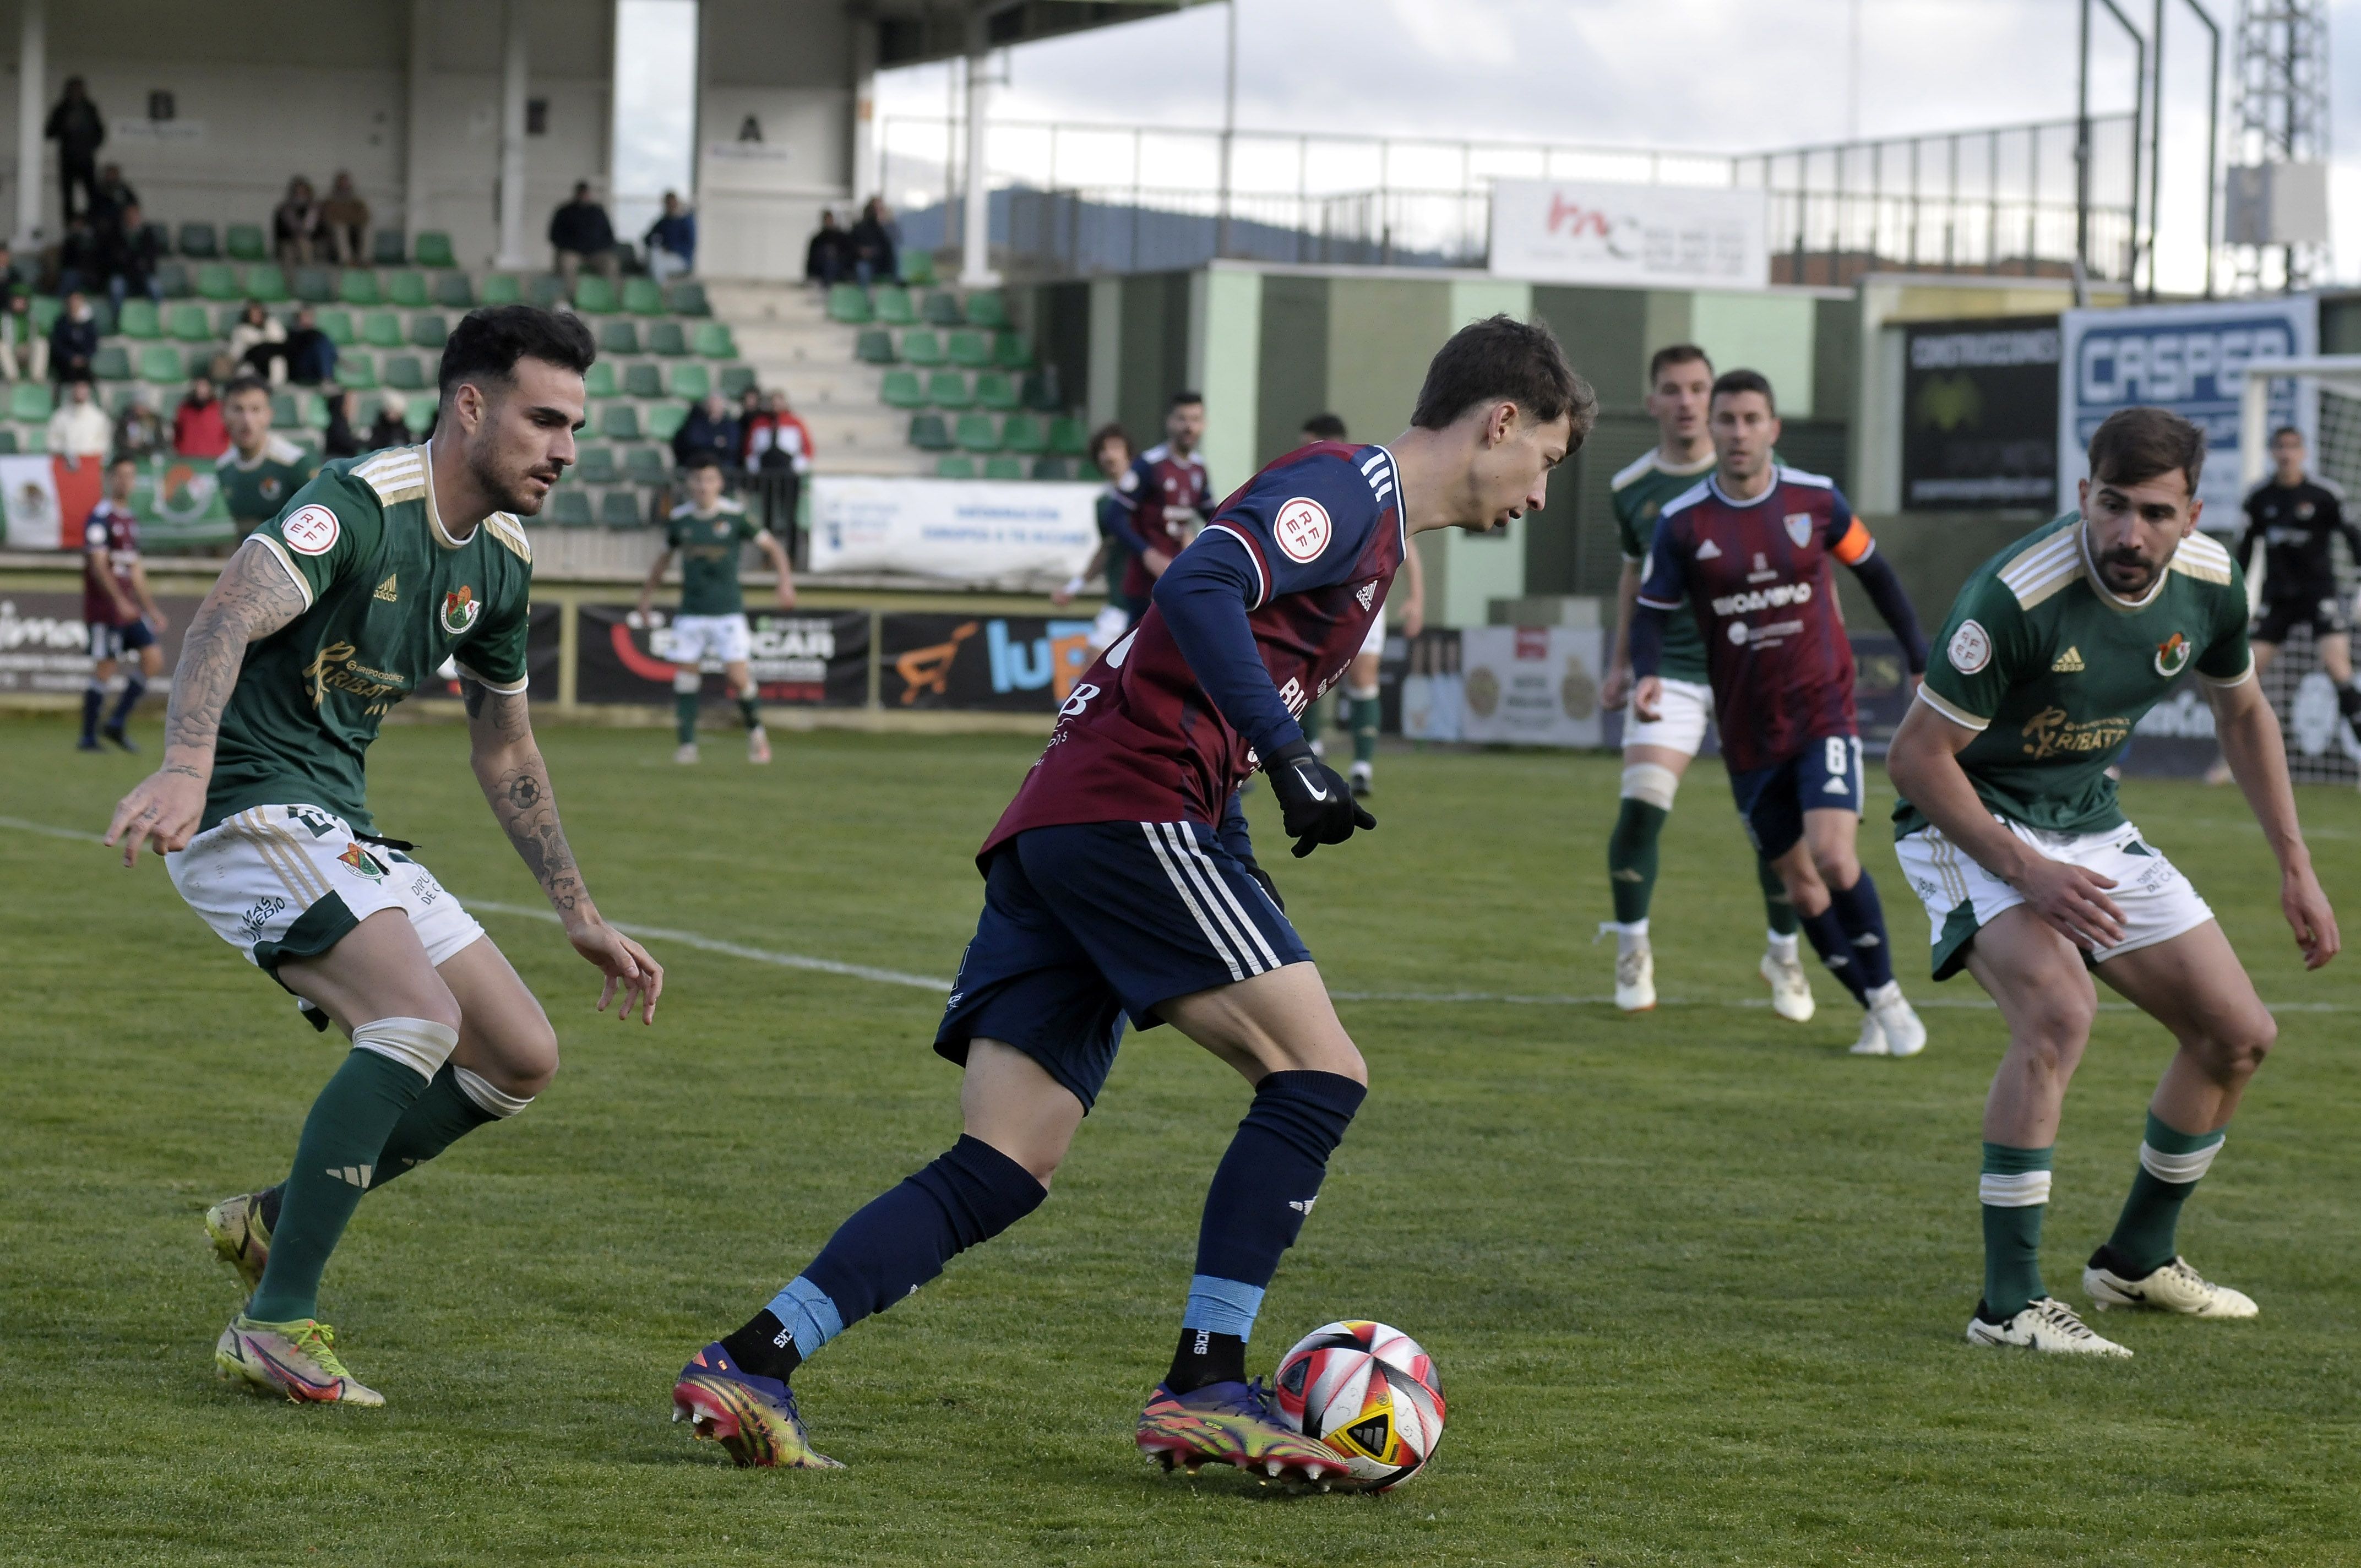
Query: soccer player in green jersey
[
  {"left": 1887, "top": 407, "right": 2339, "bottom": 1356},
  {"left": 217, "top": 375, "right": 320, "bottom": 537},
  {"left": 1598, "top": 345, "right": 1809, "bottom": 1016},
  {"left": 104, "top": 306, "right": 665, "bottom": 1405},
  {"left": 637, "top": 453, "right": 796, "bottom": 764}
]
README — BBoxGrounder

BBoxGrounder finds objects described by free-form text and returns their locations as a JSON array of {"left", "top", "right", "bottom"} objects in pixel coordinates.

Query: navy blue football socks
[
  {"left": 1826, "top": 872, "right": 1895, "bottom": 992},
  {"left": 724, "top": 1134, "right": 1046, "bottom": 1381},
  {"left": 1798, "top": 904, "right": 1870, "bottom": 1006},
  {"left": 108, "top": 675, "right": 146, "bottom": 734}
]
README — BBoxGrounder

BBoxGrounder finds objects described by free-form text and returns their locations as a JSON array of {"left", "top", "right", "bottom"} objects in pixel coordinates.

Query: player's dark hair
[
  {"left": 2087, "top": 406, "right": 2206, "bottom": 496},
  {"left": 1648, "top": 344, "right": 1712, "bottom": 386},
  {"left": 2272, "top": 424, "right": 2304, "bottom": 444},
  {"left": 1410, "top": 315, "right": 1596, "bottom": 445},
  {"left": 1088, "top": 422, "right": 1131, "bottom": 463},
  {"left": 222, "top": 374, "right": 269, "bottom": 402},
  {"left": 683, "top": 452, "right": 722, "bottom": 472},
  {"left": 1301, "top": 412, "right": 1348, "bottom": 441},
  {"left": 108, "top": 453, "right": 138, "bottom": 470},
  {"left": 1169, "top": 389, "right": 1204, "bottom": 409},
  {"left": 438, "top": 304, "right": 597, "bottom": 406},
  {"left": 1710, "top": 368, "right": 1776, "bottom": 415}
]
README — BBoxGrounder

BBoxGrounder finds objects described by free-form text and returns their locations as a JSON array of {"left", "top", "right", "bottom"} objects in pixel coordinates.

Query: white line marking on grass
[
  {"left": 0, "top": 814, "right": 104, "bottom": 843},
  {"left": 467, "top": 900, "right": 950, "bottom": 992}
]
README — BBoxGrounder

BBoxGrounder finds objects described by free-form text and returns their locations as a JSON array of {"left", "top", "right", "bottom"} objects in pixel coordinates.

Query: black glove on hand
[{"left": 1264, "top": 738, "right": 1377, "bottom": 858}]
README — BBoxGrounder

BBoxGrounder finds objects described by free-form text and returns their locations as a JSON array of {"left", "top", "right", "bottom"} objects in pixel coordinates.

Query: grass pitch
[{"left": 6, "top": 714, "right": 2360, "bottom": 1566}]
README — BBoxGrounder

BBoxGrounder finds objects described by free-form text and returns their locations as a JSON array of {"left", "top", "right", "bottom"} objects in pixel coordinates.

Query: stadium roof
[{"left": 874, "top": 1, "right": 1215, "bottom": 69}]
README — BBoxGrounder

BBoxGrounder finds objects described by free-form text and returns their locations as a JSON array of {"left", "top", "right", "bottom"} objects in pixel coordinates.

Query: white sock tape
[
  {"left": 454, "top": 1065, "right": 535, "bottom": 1118},
  {"left": 2139, "top": 1137, "right": 2223, "bottom": 1184},
  {"left": 1621, "top": 764, "right": 1680, "bottom": 812},
  {"left": 351, "top": 1016, "right": 460, "bottom": 1081},
  {"left": 1979, "top": 1169, "right": 2052, "bottom": 1207},
  {"left": 1345, "top": 683, "right": 1379, "bottom": 701},
  {"left": 672, "top": 670, "right": 703, "bottom": 694}
]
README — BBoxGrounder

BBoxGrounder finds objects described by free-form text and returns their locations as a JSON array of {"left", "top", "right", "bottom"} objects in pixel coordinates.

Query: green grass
[{"left": 6, "top": 714, "right": 2361, "bottom": 1566}]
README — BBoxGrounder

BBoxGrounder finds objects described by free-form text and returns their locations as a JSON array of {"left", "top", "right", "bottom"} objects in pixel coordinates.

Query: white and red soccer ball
[{"left": 1272, "top": 1319, "right": 1445, "bottom": 1491}]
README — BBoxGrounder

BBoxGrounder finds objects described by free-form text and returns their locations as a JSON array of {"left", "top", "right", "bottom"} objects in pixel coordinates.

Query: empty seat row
[
  {"left": 854, "top": 328, "right": 1030, "bottom": 371},
  {"left": 570, "top": 445, "right": 683, "bottom": 487},
  {"left": 164, "top": 224, "right": 459, "bottom": 269},
  {"left": 543, "top": 486, "right": 659, "bottom": 529},
  {"left": 880, "top": 368, "right": 1062, "bottom": 414},
  {"left": 592, "top": 318, "right": 737, "bottom": 357},
  {"left": 828, "top": 284, "right": 1009, "bottom": 330},
  {"left": 110, "top": 300, "right": 453, "bottom": 350},
  {"left": 584, "top": 362, "right": 754, "bottom": 404},
  {"left": 907, "top": 412, "right": 1089, "bottom": 457},
  {"left": 935, "top": 455, "right": 1085, "bottom": 481}
]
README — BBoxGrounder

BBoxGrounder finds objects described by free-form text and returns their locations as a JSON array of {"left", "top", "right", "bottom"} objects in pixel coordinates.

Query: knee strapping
[
  {"left": 672, "top": 670, "right": 703, "bottom": 695},
  {"left": 1620, "top": 763, "right": 1680, "bottom": 812},
  {"left": 454, "top": 1065, "right": 534, "bottom": 1118},
  {"left": 351, "top": 1016, "right": 460, "bottom": 1081}
]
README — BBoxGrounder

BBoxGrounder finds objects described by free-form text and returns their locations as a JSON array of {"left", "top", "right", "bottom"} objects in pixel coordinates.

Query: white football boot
[
  {"left": 1965, "top": 1297, "right": 2131, "bottom": 1357},
  {"left": 1601, "top": 924, "right": 1656, "bottom": 1012},
  {"left": 1865, "top": 981, "right": 1927, "bottom": 1057},
  {"left": 674, "top": 742, "right": 700, "bottom": 765},
  {"left": 2083, "top": 1254, "right": 2258, "bottom": 1319},
  {"left": 747, "top": 726, "right": 772, "bottom": 765},
  {"left": 1848, "top": 1010, "right": 1888, "bottom": 1055},
  {"left": 1760, "top": 948, "right": 1815, "bottom": 1022}
]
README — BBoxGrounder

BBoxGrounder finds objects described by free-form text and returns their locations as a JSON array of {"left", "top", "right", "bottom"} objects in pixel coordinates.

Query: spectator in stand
[
  {"left": 644, "top": 190, "right": 697, "bottom": 284},
  {"left": 102, "top": 203, "right": 165, "bottom": 311},
  {"left": 319, "top": 171, "right": 371, "bottom": 266},
  {"left": 91, "top": 164, "right": 140, "bottom": 233},
  {"left": 57, "top": 214, "right": 103, "bottom": 296},
  {"left": 1, "top": 291, "right": 47, "bottom": 383},
  {"left": 227, "top": 300, "right": 287, "bottom": 384},
  {"left": 367, "top": 390, "right": 414, "bottom": 450},
  {"left": 733, "top": 384, "right": 763, "bottom": 458},
  {"left": 273, "top": 177, "right": 323, "bottom": 267},
  {"left": 113, "top": 389, "right": 167, "bottom": 462},
  {"left": 51, "top": 291, "right": 101, "bottom": 384},
  {"left": 848, "top": 197, "right": 899, "bottom": 286},
  {"left": 671, "top": 390, "right": 739, "bottom": 469},
  {"left": 744, "top": 386, "right": 814, "bottom": 537},
  {"left": 284, "top": 306, "right": 337, "bottom": 385},
  {"left": 174, "top": 374, "right": 229, "bottom": 458},
  {"left": 548, "top": 181, "right": 621, "bottom": 287},
  {"left": 48, "top": 378, "right": 112, "bottom": 467},
  {"left": 46, "top": 78, "right": 105, "bottom": 224},
  {"left": 320, "top": 387, "right": 362, "bottom": 458},
  {"left": 804, "top": 209, "right": 851, "bottom": 286}
]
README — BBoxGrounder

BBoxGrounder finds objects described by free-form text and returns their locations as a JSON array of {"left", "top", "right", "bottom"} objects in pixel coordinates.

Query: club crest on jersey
[
  {"left": 1784, "top": 513, "right": 1813, "bottom": 547},
  {"left": 336, "top": 843, "right": 387, "bottom": 882},
  {"left": 2154, "top": 631, "right": 2191, "bottom": 678},
  {"left": 1273, "top": 497, "right": 1332, "bottom": 563},
  {"left": 281, "top": 504, "right": 340, "bottom": 556},
  {"left": 440, "top": 586, "right": 480, "bottom": 635}
]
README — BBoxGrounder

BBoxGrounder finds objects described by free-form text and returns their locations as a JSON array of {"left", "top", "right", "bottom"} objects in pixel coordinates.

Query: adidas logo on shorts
[{"left": 2052, "top": 645, "right": 2084, "bottom": 672}]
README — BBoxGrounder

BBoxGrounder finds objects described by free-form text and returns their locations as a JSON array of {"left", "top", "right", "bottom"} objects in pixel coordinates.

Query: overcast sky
[{"left": 875, "top": 0, "right": 2361, "bottom": 292}]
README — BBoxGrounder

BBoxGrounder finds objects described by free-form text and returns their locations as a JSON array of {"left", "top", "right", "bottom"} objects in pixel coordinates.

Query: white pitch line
[{"left": 6, "top": 815, "right": 2356, "bottom": 1013}]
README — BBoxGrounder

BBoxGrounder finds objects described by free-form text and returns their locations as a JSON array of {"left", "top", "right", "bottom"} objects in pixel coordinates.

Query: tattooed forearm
[
  {"left": 162, "top": 539, "right": 309, "bottom": 760},
  {"left": 467, "top": 687, "right": 588, "bottom": 917}
]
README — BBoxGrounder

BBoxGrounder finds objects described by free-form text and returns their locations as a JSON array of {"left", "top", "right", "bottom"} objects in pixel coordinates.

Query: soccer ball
[{"left": 1271, "top": 1320, "right": 1445, "bottom": 1491}]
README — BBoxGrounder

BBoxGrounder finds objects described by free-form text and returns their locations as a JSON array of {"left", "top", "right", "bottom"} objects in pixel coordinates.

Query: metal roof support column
[
  {"left": 495, "top": 0, "right": 530, "bottom": 271},
  {"left": 15, "top": 0, "right": 42, "bottom": 248},
  {"left": 959, "top": 7, "right": 997, "bottom": 286}
]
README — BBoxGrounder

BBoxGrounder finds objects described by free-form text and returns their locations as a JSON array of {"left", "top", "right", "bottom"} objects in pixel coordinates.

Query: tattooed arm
[
  {"left": 104, "top": 537, "right": 309, "bottom": 867},
  {"left": 464, "top": 678, "right": 665, "bottom": 1023}
]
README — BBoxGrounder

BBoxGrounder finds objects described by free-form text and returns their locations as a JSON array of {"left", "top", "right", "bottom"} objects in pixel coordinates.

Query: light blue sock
[
  {"left": 761, "top": 1276, "right": 845, "bottom": 1359},
  {"left": 1181, "top": 1274, "right": 1266, "bottom": 1342}
]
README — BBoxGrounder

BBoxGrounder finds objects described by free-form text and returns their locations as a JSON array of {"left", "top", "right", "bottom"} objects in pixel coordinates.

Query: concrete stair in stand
[{"left": 703, "top": 280, "right": 932, "bottom": 476}]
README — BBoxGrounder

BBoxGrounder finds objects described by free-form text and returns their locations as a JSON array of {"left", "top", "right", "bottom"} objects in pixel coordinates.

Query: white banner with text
[
  {"left": 1489, "top": 179, "right": 1768, "bottom": 290},
  {"left": 807, "top": 477, "right": 1099, "bottom": 584}
]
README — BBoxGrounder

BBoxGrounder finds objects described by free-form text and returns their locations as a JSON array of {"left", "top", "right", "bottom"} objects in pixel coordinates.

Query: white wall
[{"left": 693, "top": 0, "right": 858, "bottom": 281}]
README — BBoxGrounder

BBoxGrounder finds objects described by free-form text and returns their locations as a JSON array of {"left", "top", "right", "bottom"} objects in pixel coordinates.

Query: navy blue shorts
[
  {"left": 88, "top": 617, "right": 156, "bottom": 661},
  {"left": 933, "top": 820, "right": 1310, "bottom": 1111},
  {"left": 1727, "top": 734, "right": 1864, "bottom": 859}
]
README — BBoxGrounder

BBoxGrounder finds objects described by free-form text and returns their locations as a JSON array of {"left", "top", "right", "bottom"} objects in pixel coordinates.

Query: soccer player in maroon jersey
[
  {"left": 80, "top": 454, "right": 167, "bottom": 752},
  {"left": 1630, "top": 369, "right": 1933, "bottom": 1057},
  {"left": 672, "top": 317, "right": 1596, "bottom": 1479},
  {"left": 1108, "top": 390, "right": 1213, "bottom": 620}
]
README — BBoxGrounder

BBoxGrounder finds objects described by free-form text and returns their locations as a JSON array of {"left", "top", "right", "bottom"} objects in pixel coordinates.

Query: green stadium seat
[
  {"left": 115, "top": 299, "right": 161, "bottom": 340},
  {"left": 994, "top": 332, "right": 1033, "bottom": 371},
  {"left": 624, "top": 363, "right": 663, "bottom": 399},
  {"left": 369, "top": 230, "right": 405, "bottom": 267},
  {"left": 879, "top": 369, "right": 926, "bottom": 410},
  {"left": 719, "top": 366, "right": 757, "bottom": 400},
  {"left": 30, "top": 296, "right": 60, "bottom": 336},
  {"left": 574, "top": 445, "right": 619, "bottom": 485},
  {"left": 318, "top": 308, "right": 355, "bottom": 347},
  {"left": 245, "top": 264, "right": 288, "bottom": 303},
  {"left": 177, "top": 222, "right": 220, "bottom": 259},
  {"left": 1021, "top": 369, "right": 1062, "bottom": 412},
  {"left": 598, "top": 319, "right": 640, "bottom": 355},
  {"left": 623, "top": 446, "right": 670, "bottom": 486},
  {"left": 692, "top": 322, "right": 736, "bottom": 359},
  {"left": 0, "top": 427, "right": 18, "bottom": 454},
  {"left": 826, "top": 284, "right": 872, "bottom": 324},
  {"left": 528, "top": 275, "right": 568, "bottom": 309},
  {"left": 547, "top": 489, "right": 595, "bottom": 528},
  {"left": 622, "top": 277, "right": 664, "bottom": 316},
  {"left": 1030, "top": 455, "right": 1071, "bottom": 480},
  {"left": 574, "top": 275, "right": 619, "bottom": 315},
  {"left": 302, "top": 393, "right": 332, "bottom": 431},
  {"left": 478, "top": 274, "right": 521, "bottom": 306},
  {"left": 665, "top": 280, "right": 710, "bottom": 316},
  {"left": 138, "top": 346, "right": 186, "bottom": 383},
  {"left": 983, "top": 456, "right": 1024, "bottom": 481},
  {"left": 383, "top": 355, "right": 427, "bottom": 392},
  {"left": 900, "top": 329, "right": 945, "bottom": 367},
  {"left": 166, "top": 303, "right": 211, "bottom": 344},
  {"left": 899, "top": 250, "right": 936, "bottom": 287},
  {"left": 645, "top": 403, "right": 687, "bottom": 442},
  {"left": 385, "top": 270, "right": 428, "bottom": 309},
  {"left": 361, "top": 311, "right": 402, "bottom": 349},
  {"left": 907, "top": 413, "right": 951, "bottom": 451},
  {"left": 1048, "top": 416, "right": 1087, "bottom": 457},
  {"left": 410, "top": 314, "right": 449, "bottom": 349},
  {"left": 340, "top": 270, "right": 382, "bottom": 307},
  {"left": 226, "top": 225, "right": 267, "bottom": 262},
  {"left": 154, "top": 262, "right": 191, "bottom": 300},
  {"left": 339, "top": 353, "right": 377, "bottom": 391},
  {"left": 414, "top": 232, "right": 456, "bottom": 269},
  {"left": 271, "top": 392, "right": 301, "bottom": 428},
  {"left": 1001, "top": 413, "right": 1047, "bottom": 455},
  {"left": 922, "top": 291, "right": 964, "bottom": 326},
  {"left": 872, "top": 286, "right": 917, "bottom": 326},
  {"left": 582, "top": 360, "right": 619, "bottom": 399},
  {"left": 93, "top": 344, "right": 134, "bottom": 380},
  {"left": 926, "top": 371, "right": 973, "bottom": 411},
  {"left": 647, "top": 321, "right": 689, "bottom": 357},
  {"left": 433, "top": 272, "right": 475, "bottom": 309},
  {"left": 974, "top": 372, "right": 1019, "bottom": 413},
  {"left": 935, "top": 455, "right": 977, "bottom": 478},
  {"left": 293, "top": 266, "right": 335, "bottom": 303},
  {"left": 669, "top": 363, "right": 710, "bottom": 400},
  {"left": 599, "top": 488, "right": 645, "bottom": 527},
  {"left": 948, "top": 330, "right": 991, "bottom": 369},
  {"left": 955, "top": 413, "right": 1002, "bottom": 453},
  {"left": 600, "top": 405, "right": 642, "bottom": 442},
  {"left": 965, "top": 291, "right": 1009, "bottom": 330},
  {"left": 855, "top": 329, "right": 896, "bottom": 365},
  {"left": 195, "top": 263, "right": 238, "bottom": 301}
]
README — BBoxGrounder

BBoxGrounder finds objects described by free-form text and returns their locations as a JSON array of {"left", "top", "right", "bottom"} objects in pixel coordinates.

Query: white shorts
[
  {"left": 1896, "top": 816, "right": 2213, "bottom": 980},
  {"left": 665, "top": 612, "right": 752, "bottom": 667},
  {"left": 1357, "top": 617, "right": 1388, "bottom": 660},
  {"left": 1625, "top": 676, "right": 1714, "bottom": 756},
  {"left": 167, "top": 803, "right": 486, "bottom": 983},
  {"left": 1088, "top": 602, "right": 1132, "bottom": 654}
]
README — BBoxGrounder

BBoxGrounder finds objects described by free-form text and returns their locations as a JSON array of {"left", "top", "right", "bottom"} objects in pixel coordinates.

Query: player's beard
[
  {"left": 470, "top": 438, "right": 561, "bottom": 518},
  {"left": 2095, "top": 545, "right": 2164, "bottom": 596}
]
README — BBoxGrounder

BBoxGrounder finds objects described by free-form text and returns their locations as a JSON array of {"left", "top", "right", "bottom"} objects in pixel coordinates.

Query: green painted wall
[
  {"left": 1255, "top": 274, "right": 1330, "bottom": 467},
  {"left": 1690, "top": 290, "right": 1819, "bottom": 416},
  {"left": 1194, "top": 268, "right": 1263, "bottom": 496},
  {"left": 1117, "top": 272, "right": 1193, "bottom": 444}
]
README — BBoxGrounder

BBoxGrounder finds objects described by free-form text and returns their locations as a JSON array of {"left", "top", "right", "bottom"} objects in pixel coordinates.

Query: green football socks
[
  {"left": 1348, "top": 693, "right": 1381, "bottom": 768},
  {"left": 2104, "top": 1110, "right": 2226, "bottom": 1277},
  {"left": 1978, "top": 1142, "right": 2053, "bottom": 1320},
  {"left": 1606, "top": 799, "right": 1667, "bottom": 925},
  {"left": 675, "top": 692, "right": 700, "bottom": 745},
  {"left": 365, "top": 1063, "right": 504, "bottom": 1191},
  {"left": 1757, "top": 855, "right": 1799, "bottom": 937},
  {"left": 737, "top": 693, "right": 761, "bottom": 731}
]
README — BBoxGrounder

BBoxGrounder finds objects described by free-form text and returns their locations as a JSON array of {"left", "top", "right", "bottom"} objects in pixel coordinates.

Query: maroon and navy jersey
[
  {"left": 982, "top": 440, "right": 1404, "bottom": 861},
  {"left": 1637, "top": 467, "right": 1880, "bottom": 772},
  {"left": 83, "top": 501, "right": 142, "bottom": 627},
  {"left": 1116, "top": 442, "right": 1214, "bottom": 598}
]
